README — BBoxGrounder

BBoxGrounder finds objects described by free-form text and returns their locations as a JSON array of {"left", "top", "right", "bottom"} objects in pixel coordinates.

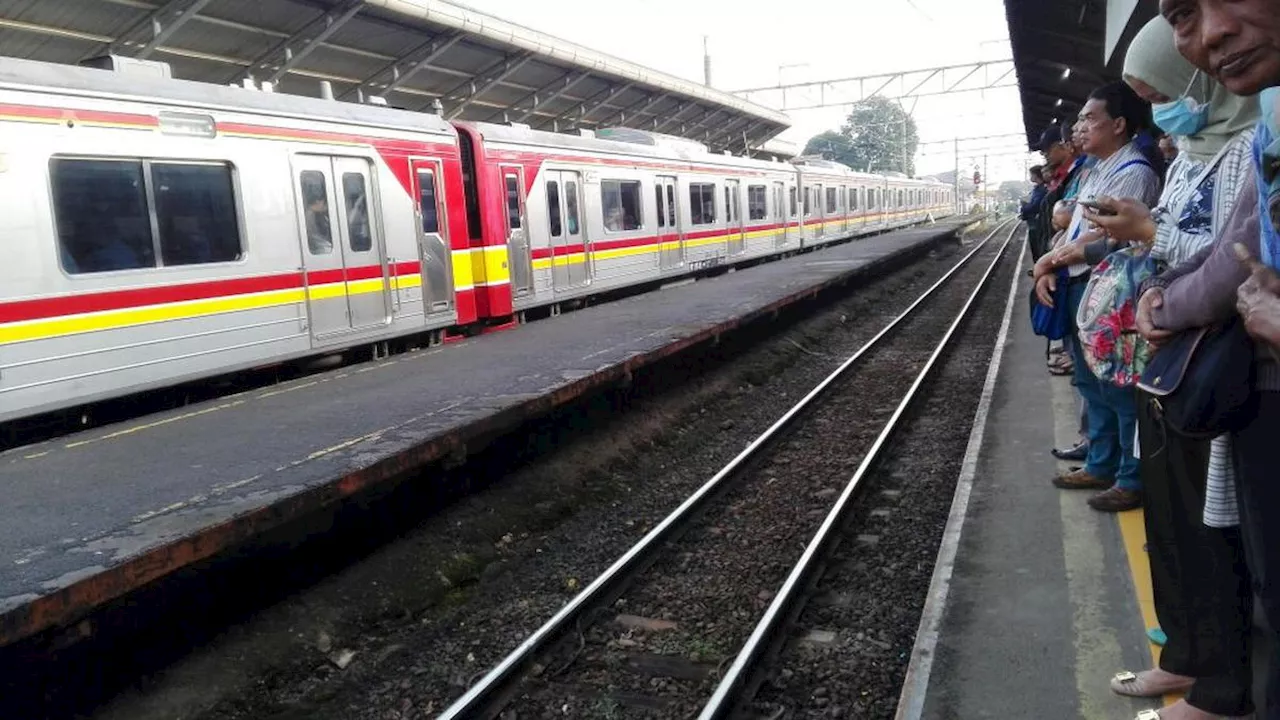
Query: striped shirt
[
  {"left": 1152, "top": 129, "right": 1256, "bottom": 267},
  {"left": 1065, "top": 141, "right": 1164, "bottom": 277},
  {"left": 1142, "top": 130, "right": 1254, "bottom": 528}
]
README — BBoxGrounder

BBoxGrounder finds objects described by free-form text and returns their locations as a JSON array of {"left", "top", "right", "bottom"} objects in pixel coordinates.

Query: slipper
[
  {"left": 1147, "top": 627, "right": 1167, "bottom": 646},
  {"left": 1111, "top": 669, "right": 1195, "bottom": 698}
]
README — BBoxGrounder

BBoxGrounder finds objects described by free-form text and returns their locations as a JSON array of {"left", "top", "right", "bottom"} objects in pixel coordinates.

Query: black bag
[{"left": 1136, "top": 316, "right": 1256, "bottom": 439}]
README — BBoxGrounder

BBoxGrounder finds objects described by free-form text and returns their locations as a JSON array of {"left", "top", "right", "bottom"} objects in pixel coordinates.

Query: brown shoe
[
  {"left": 1052, "top": 469, "right": 1112, "bottom": 490},
  {"left": 1088, "top": 486, "right": 1142, "bottom": 512}
]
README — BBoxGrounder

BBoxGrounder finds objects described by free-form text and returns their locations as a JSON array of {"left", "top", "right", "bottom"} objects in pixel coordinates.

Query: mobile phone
[{"left": 1078, "top": 199, "right": 1116, "bottom": 216}]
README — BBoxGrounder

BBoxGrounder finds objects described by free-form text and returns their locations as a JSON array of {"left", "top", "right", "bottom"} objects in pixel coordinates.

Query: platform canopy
[
  {"left": 1003, "top": 0, "right": 1158, "bottom": 148},
  {"left": 0, "top": 0, "right": 791, "bottom": 153}
]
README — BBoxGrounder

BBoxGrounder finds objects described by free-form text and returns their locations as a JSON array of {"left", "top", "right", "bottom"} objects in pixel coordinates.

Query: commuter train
[{"left": 0, "top": 56, "right": 955, "bottom": 425}]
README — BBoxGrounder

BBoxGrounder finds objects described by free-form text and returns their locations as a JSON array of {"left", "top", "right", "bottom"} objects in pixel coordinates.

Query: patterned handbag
[{"left": 1075, "top": 246, "right": 1158, "bottom": 387}]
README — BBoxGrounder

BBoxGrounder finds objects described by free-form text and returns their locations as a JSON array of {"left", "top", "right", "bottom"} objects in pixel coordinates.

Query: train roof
[
  {"left": 0, "top": 55, "right": 456, "bottom": 137},
  {"left": 460, "top": 121, "right": 795, "bottom": 173},
  {"left": 463, "top": 123, "right": 946, "bottom": 186}
]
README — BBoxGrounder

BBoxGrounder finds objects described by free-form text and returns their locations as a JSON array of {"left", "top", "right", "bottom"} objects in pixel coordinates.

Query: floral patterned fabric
[{"left": 1075, "top": 248, "right": 1158, "bottom": 387}]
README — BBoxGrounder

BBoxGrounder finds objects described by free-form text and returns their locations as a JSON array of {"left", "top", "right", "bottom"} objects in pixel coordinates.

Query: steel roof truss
[
  {"left": 241, "top": 0, "right": 366, "bottom": 85},
  {"left": 441, "top": 52, "right": 535, "bottom": 119},
  {"left": 491, "top": 69, "right": 589, "bottom": 123},
  {"left": 88, "top": 0, "right": 215, "bottom": 61},
  {"left": 652, "top": 103, "right": 700, "bottom": 134},
  {"left": 597, "top": 92, "right": 667, "bottom": 127},
  {"left": 537, "top": 82, "right": 633, "bottom": 131}
]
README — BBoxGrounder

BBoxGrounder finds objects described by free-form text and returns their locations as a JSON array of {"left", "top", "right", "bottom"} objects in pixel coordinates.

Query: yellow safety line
[{"left": 1117, "top": 507, "right": 1182, "bottom": 706}]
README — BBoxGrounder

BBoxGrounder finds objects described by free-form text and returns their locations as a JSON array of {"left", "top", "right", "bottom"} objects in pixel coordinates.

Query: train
[{"left": 0, "top": 55, "right": 955, "bottom": 425}]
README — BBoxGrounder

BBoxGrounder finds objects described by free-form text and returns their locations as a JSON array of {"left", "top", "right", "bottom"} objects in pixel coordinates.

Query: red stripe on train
[{"left": 0, "top": 262, "right": 421, "bottom": 325}]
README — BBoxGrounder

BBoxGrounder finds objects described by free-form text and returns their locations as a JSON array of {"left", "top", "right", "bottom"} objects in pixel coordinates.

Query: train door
[
  {"left": 840, "top": 186, "right": 850, "bottom": 233},
  {"left": 294, "top": 155, "right": 390, "bottom": 340},
  {"left": 410, "top": 159, "right": 453, "bottom": 314},
  {"left": 724, "top": 179, "right": 744, "bottom": 255},
  {"left": 814, "top": 183, "right": 826, "bottom": 238},
  {"left": 773, "top": 181, "right": 788, "bottom": 248},
  {"left": 502, "top": 166, "right": 533, "bottom": 298},
  {"left": 545, "top": 169, "right": 589, "bottom": 290},
  {"left": 656, "top": 175, "right": 682, "bottom": 269}
]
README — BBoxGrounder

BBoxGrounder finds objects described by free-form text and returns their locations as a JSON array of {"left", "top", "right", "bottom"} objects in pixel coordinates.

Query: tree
[
  {"left": 802, "top": 131, "right": 853, "bottom": 164},
  {"left": 998, "top": 180, "right": 1032, "bottom": 202},
  {"left": 802, "top": 97, "right": 918, "bottom": 176}
]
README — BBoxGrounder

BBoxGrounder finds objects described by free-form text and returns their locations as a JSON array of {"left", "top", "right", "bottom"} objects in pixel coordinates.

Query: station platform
[
  {"left": 0, "top": 216, "right": 982, "bottom": 652},
  {"left": 899, "top": 246, "right": 1262, "bottom": 720}
]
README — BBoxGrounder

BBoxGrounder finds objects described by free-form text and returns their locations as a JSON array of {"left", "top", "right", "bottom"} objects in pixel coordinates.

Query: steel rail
[
  {"left": 697, "top": 220, "right": 1022, "bottom": 720},
  {"left": 435, "top": 216, "right": 1016, "bottom": 720}
]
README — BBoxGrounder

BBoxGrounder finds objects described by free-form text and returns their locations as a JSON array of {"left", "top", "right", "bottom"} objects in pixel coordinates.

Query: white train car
[
  {"left": 0, "top": 52, "right": 957, "bottom": 428},
  {"left": 452, "top": 123, "right": 808, "bottom": 312},
  {"left": 0, "top": 57, "right": 472, "bottom": 424}
]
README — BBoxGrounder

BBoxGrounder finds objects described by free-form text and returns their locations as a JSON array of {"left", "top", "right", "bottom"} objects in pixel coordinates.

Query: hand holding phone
[{"left": 1079, "top": 199, "right": 1117, "bottom": 216}]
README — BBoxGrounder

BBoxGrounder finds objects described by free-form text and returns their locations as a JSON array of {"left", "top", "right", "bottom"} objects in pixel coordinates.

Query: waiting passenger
[
  {"left": 1031, "top": 80, "right": 1162, "bottom": 513},
  {"left": 1022, "top": 165, "right": 1048, "bottom": 257},
  {"left": 1083, "top": 15, "right": 1259, "bottom": 718}
]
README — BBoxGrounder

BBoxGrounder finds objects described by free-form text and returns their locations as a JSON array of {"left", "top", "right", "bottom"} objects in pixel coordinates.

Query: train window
[
  {"left": 803, "top": 188, "right": 811, "bottom": 217},
  {"left": 851, "top": 188, "right": 859, "bottom": 211},
  {"left": 299, "top": 170, "right": 333, "bottom": 255},
  {"left": 504, "top": 175, "right": 522, "bottom": 230},
  {"left": 689, "top": 182, "right": 716, "bottom": 225},
  {"left": 747, "top": 185, "right": 767, "bottom": 220},
  {"left": 152, "top": 162, "right": 242, "bottom": 266},
  {"left": 601, "top": 179, "right": 642, "bottom": 232},
  {"left": 546, "top": 180, "right": 563, "bottom": 238},
  {"left": 52, "top": 158, "right": 155, "bottom": 274},
  {"left": 565, "top": 181, "right": 580, "bottom": 235},
  {"left": 655, "top": 185, "right": 665, "bottom": 229},
  {"left": 417, "top": 170, "right": 440, "bottom": 234},
  {"left": 342, "top": 172, "right": 373, "bottom": 252},
  {"left": 789, "top": 187, "right": 797, "bottom": 217},
  {"left": 665, "top": 184, "right": 676, "bottom": 227}
]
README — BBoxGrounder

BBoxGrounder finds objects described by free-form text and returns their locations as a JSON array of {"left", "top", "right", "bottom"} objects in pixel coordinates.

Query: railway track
[{"left": 435, "top": 218, "right": 1021, "bottom": 719}]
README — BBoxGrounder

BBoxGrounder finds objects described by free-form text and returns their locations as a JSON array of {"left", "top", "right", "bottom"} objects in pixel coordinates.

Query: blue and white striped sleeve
[{"left": 1107, "top": 165, "right": 1163, "bottom": 207}]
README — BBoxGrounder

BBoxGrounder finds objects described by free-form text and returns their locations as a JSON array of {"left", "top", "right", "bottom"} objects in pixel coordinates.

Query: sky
[{"left": 455, "top": 0, "right": 1040, "bottom": 185}]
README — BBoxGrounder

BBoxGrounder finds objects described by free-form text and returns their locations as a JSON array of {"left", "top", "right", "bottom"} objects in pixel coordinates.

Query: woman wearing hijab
[{"left": 1086, "top": 16, "right": 1258, "bottom": 720}]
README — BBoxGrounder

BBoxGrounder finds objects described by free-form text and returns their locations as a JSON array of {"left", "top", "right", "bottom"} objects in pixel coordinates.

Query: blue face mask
[{"left": 1152, "top": 73, "right": 1210, "bottom": 136}]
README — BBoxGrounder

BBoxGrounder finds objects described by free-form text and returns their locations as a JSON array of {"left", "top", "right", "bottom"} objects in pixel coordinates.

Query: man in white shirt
[{"left": 1031, "top": 81, "right": 1163, "bottom": 513}]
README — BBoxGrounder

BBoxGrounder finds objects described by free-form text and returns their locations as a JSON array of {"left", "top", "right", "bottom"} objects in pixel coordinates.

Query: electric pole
[{"left": 953, "top": 138, "right": 959, "bottom": 213}]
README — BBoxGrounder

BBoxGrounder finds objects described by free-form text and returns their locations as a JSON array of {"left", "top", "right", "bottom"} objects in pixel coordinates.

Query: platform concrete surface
[
  {"left": 0, "top": 217, "right": 982, "bottom": 650},
  {"left": 912, "top": 266, "right": 1156, "bottom": 720}
]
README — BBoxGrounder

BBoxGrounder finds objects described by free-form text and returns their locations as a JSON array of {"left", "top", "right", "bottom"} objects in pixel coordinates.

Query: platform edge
[{"left": 893, "top": 225, "right": 1027, "bottom": 720}]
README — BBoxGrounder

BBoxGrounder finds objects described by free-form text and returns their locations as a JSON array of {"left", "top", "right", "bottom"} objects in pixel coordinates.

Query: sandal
[{"left": 1111, "top": 669, "right": 1195, "bottom": 698}]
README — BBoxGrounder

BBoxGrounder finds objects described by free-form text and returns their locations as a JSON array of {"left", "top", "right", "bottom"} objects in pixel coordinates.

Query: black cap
[{"left": 1036, "top": 124, "right": 1067, "bottom": 152}]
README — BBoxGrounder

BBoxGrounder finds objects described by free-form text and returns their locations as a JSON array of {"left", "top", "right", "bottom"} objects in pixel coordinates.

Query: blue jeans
[{"left": 1067, "top": 279, "right": 1140, "bottom": 491}]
